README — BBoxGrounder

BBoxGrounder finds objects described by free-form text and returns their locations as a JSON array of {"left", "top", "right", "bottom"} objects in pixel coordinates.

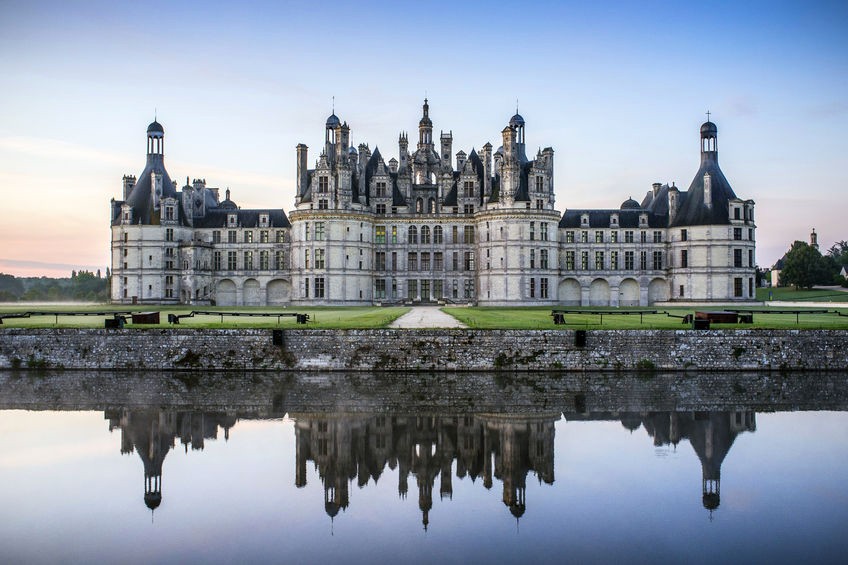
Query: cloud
[{"left": 0, "top": 136, "right": 133, "bottom": 167}]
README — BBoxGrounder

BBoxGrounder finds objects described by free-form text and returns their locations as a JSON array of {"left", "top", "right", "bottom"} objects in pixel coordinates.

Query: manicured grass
[
  {"left": 444, "top": 306, "right": 848, "bottom": 330},
  {"left": 756, "top": 287, "right": 848, "bottom": 302},
  {"left": 0, "top": 305, "right": 409, "bottom": 329}
]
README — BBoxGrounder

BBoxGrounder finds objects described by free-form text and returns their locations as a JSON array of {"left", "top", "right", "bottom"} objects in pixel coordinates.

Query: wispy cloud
[
  {"left": 0, "top": 258, "right": 102, "bottom": 272},
  {"left": 0, "top": 136, "right": 133, "bottom": 167}
]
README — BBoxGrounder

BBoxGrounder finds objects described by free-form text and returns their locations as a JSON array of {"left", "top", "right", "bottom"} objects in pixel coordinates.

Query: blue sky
[{"left": 0, "top": 0, "right": 845, "bottom": 275}]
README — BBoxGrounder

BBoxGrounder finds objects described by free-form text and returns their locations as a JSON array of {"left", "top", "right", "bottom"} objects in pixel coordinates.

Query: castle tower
[{"left": 418, "top": 98, "right": 433, "bottom": 148}]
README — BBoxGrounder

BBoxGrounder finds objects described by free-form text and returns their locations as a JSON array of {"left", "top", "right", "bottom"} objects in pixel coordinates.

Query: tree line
[
  {"left": 778, "top": 240, "right": 848, "bottom": 289},
  {"left": 0, "top": 270, "right": 110, "bottom": 302}
]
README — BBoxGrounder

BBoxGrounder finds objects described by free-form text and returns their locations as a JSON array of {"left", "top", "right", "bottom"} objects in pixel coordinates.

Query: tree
[
  {"left": 827, "top": 241, "right": 848, "bottom": 269},
  {"left": 779, "top": 241, "right": 832, "bottom": 289}
]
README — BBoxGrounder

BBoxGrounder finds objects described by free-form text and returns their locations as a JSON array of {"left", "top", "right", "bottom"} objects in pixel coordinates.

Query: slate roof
[
  {"left": 671, "top": 151, "right": 738, "bottom": 227},
  {"left": 192, "top": 208, "right": 290, "bottom": 229},
  {"left": 558, "top": 209, "right": 665, "bottom": 229},
  {"left": 120, "top": 153, "right": 177, "bottom": 225}
]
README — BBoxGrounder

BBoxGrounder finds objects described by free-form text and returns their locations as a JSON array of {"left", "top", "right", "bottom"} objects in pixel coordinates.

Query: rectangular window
[
  {"left": 375, "top": 225, "right": 386, "bottom": 244},
  {"left": 530, "top": 249, "right": 536, "bottom": 269},
  {"left": 581, "top": 251, "right": 589, "bottom": 270},
  {"left": 318, "top": 176, "right": 329, "bottom": 193},
  {"left": 734, "top": 277, "right": 743, "bottom": 297},
  {"left": 530, "top": 222, "right": 536, "bottom": 241},
  {"left": 464, "top": 181, "right": 474, "bottom": 198},
  {"left": 565, "top": 251, "right": 575, "bottom": 270},
  {"left": 748, "top": 249, "right": 754, "bottom": 268},
  {"left": 734, "top": 248, "right": 743, "bottom": 268},
  {"left": 376, "top": 181, "right": 387, "bottom": 198},
  {"left": 734, "top": 207, "right": 741, "bottom": 220},
  {"left": 260, "top": 230, "right": 269, "bottom": 243},
  {"left": 595, "top": 231, "right": 603, "bottom": 243},
  {"left": 408, "top": 252, "right": 418, "bottom": 271},
  {"left": 541, "top": 223, "right": 548, "bottom": 241},
  {"left": 421, "top": 279, "right": 430, "bottom": 300},
  {"left": 391, "top": 226, "right": 398, "bottom": 244},
  {"left": 734, "top": 227, "right": 742, "bottom": 240},
  {"left": 653, "top": 251, "right": 662, "bottom": 270},
  {"left": 749, "top": 277, "right": 754, "bottom": 297},
  {"left": 304, "top": 249, "right": 310, "bottom": 269},
  {"left": 376, "top": 252, "right": 386, "bottom": 271},
  {"left": 391, "top": 252, "right": 397, "bottom": 271},
  {"left": 640, "top": 251, "right": 647, "bottom": 270},
  {"left": 315, "top": 249, "right": 325, "bottom": 269},
  {"left": 653, "top": 231, "right": 662, "bottom": 243},
  {"left": 625, "top": 231, "right": 634, "bottom": 243},
  {"left": 376, "top": 203, "right": 386, "bottom": 215},
  {"left": 535, "top": 176, "right": 544, "bottom": 191},
  {"left": 227, "top": 251, "right": 237, "bottom": 270},
  {"left": 748, "top": 229, "right": 754, "bottom": 241},
  {"left": 434, "top": 252, "right": 443, "bottom": 270},
  {"left": 464, "top": 225, "right": 475, "bottom": 244},
  {"left": 681, "top": 229, "right": 688, "bottom": 242},
  {"left": 566, "top": 231, "right": 575, "bottom": 243},
  {"left": 640, "top": 231, "right": 647, "bottom": 243},
  {"left": 315, "top": 222, "right": 325, "bottom": 241},
  {"left": 452, "top": 252, "right": 458, "bottom": 271},
  {"left": 540, "top": 249, "right": 549, "bottom": 269},
  {"left": 276, "top": 230, "right": 285, "bottom": 243},
  {"left": 452, "top": 280, "right": 458, "bottom": 298},
  {"left": 213, "top": 251, "right": 222, "bottom": 270},
  {"left": 228, "top": 230, "right": 237, "bottom": 243},
  {"left": 260, "top": 250, "right": 269, "bottom": 270},
  {"left": 530, "top": 278, "right": 536, "bottom": 298},
  {"left": 464, "top": 279, "right": 474, "bottom": 298},
  {"left": 304, "top": 278, "right": 309, "bottom": 298},
  {"left": 540, "top": 278, "right": 549, "bottom": 299},
  {"left": 408, "top": 279, "right": 417, "bottom": 301},
  {"left": 464, "top": 204, "right": 474, "bottom": 215},
  {"left": 581, "top": 231, "right": 588, "bottom": 243},
  {"left": 318, "top": 199, "right": 328, "bottom": 210},
  {"left": 610, "top": 251, "right": 619, "bottom": 269},
  {"left": 625, "top": 251, "right": 634, "bottom": 270},
  {"left": 433, "top": 280, "right": 443, "bottom": 299},
  {"left": 165, "top": 228, "right": 174, "bottom": 242},
  {"left": 244, "top": 251, "right": 254, "bottom": 270},
  {"left": 275, "top": 250, "right": 286, "bottom": 269},
  {"left": 595, "top": 251, "right": 604, "bottom": 270},
  {"left": 679, "top": 284, "right": 685, "bottom": 297},
  {"left": 464, "top": 251, "right": 475, "bottom": 271},
  {"left": 681, "top": 250, "right": 688, "bottom": 268},
  {"left": 452, "top": 225, "right": 458, "bottom": 243},
  {"left": 610, "top": 231, "right": 618, "bottom": 243},
  {"left": 315, "top": 277, "right": 325, "bottom": 298},
  {"left": 213, "top": 231, "right": 221, "bottom": 244},
  {"left": 375, "top": 279, "right": 386, "bottom": 299},
  {"left": 244, "top": 231, "right": 253, "bottom": 243}
]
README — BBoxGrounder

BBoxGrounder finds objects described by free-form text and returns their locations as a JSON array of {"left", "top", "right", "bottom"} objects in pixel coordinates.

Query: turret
[
  {"left": 668, "top": 184, "right": 679, "bottom": 225},
  {"left": 440, "top": 131, "right": 453, "bottom": 172},
  {"left": 398, "top": 132, "right": 409, "bottom": 173},
  {"left": 482, "top": 143, "right": 493, "bottom": 200},
  {"left": 122, "top": 175, "right": 136, "bottom": 200},
  {"left": 456, "top": 150, "right": 467, "bottom": 171},
  {"left": 418, "top": 98, "right": 433, "bottom": 148}
]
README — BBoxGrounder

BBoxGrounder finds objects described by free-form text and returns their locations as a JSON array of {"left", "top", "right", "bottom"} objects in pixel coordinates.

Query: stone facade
[
  {"left": 110, "top": 103, "right": 755, "bottom": 306},
  {"left": 2, "top": 329, "right": 845, "bottom": 372}
]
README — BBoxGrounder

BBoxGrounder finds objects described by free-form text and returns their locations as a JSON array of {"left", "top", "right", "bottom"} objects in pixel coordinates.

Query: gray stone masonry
[{"left": 1, "top": 329, "right": 846, "bottom": 372}]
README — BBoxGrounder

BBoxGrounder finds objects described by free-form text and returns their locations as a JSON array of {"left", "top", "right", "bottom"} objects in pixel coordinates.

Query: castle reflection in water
[{"left": 107, "top": 407, "right": 755, "bottom": 526}]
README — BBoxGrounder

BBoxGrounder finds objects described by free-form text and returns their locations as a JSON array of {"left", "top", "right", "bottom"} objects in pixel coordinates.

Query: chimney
[
  {"left": 296, "top": 144, "right": 308, "bottom": 196},
  {"left": 652, "top": 182, "right": 662, "bottom": 198},
  {"left": 668, "top": 184, "right": 679, "bottom": 225}
]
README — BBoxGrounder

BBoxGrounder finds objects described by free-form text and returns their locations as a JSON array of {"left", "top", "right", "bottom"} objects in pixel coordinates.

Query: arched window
[
  {"left": 433, "top": 225, "right": 443, "bottom": 244},
  {"left": 408, "top": 226, "right": 418, "bottom": 244},
  {"left": 420, "top": 226, "right": 431, "bottom": 244},
  {"left": 428, "top": 198, "right": 436, "bottom": 214},
  {"left": 416, "top": 198, "right": 423, "bottom": 213}
]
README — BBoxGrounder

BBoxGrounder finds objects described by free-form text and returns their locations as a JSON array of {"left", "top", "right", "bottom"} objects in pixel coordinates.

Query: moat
[{"left": 1, "top": 371, "right": 846, "bottom": 564}]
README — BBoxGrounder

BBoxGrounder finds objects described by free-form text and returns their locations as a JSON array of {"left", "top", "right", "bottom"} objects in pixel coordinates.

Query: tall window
[
  {"left": 653, "top": 251, "right": 662, "bottom": 270},
  {"left": 318, "top": 176, "right": 329, "bottom": 193},
  {"left": 315, "top": 277, "right": 325, "bottom": 298},
  {"left": 530, "top": 222, "right": 536, "bottom": 241},
  {"left": 464, "top": 181, "right": 474, "bottom": 198},
  {"left": 464, "top": 251, "right": 475, "bottom": 271},
  {"left": 227, "top": 251, "right": 237, "bottom": 270},
  {"left": 304, "top": 249, "right": 310, "bottom": 269},
  {"left": 376, "top": 181, "right": 387, "bottom": 198},
  {"left": 653, "top": 231, "right": 662, "bottom": 243},
  {"left": 375, "top": 251, "right": 386, "bottom": 271},
  {"left": 595, "top": 231, "right": 603, "bottom": 243},
  {"left": 734, "top": 277, "right": 743, "bottom": 297},
  {"left": 421, "top": 252, "right": 431, "bottom": 270},
  {"left": 408, "top": 252, "right": 418, "bottom": 271},
  {"left": 640, "top": 251, "right": 647, "bottom": 270},
  {"left": 611, "top": 231, "right": 618, "bottom": 243},
  {"left": 433, "top": 225, "right": 443, "bottom": 244},
  {"left": 391, "top": 226, "right": 397, "bottom": 244},
  {"left": 734, "top": 249, "right": 743, "bottom": 268},
  {"left": 244, "top": 251, "right": 254, "bottom": 270},
  {"left": 734, "top": 227, "right": 742, "bottom": 240},
  {"left": 540, "top": 249, "right": 549, "bottom": 269},
  {"left": 434, "top": 252, "right": 444, "bottom": 270},
  {"left": 260, "top": 250, "right": 269, "bottom": 270},
  {"left": 565, "top": 251, "right": 575, "bottom": 270},
  {"left": 610, "top": 250, "right": 619, "bottom": 269},
  {"left": 260, "top": 230, "right": 269, "bottom": 243},
  {"left": 540, "top": 278, "right": 549, "bottom": 299},
  {"left": 566, "top": 231, "right": 575, "bottom": 243},
  {"left": 244, "top": 231, "right": 253, "bottom": 243},
  {"left": 213, "top": 251, "right": 221, "bottom": 270},
  {"left": 375, "top": 225, "right": 386, "bottom": 244},
  {"left": 315, "top": 222, "right": 325, "bottom": 241},
  {"left": 581, "top": 251, "right": 589, "bottom": 270},
  {"left": 165, "top": 228, "right": 174, "bottom": 242},
  {"left": 530, "top": 249, "right": 536, "bottom": 269},
  {"left": 681, "top": 250, "right": 688, "bottom": 268},
  {"left": 421, "top": 226, "right": 431, "bottom": 244},
  {"left": 595, "top": 251, "right": 604, "bottom": 270},
  {"left": 541, "top": 223, "right": 548, "bottom": 241},
  {"left": 275, "top": 250, "right": 286, "bottom": 269},
  {"left": 464, "top": 226, "right": 475, "bottom": 244},
  {"left": 408, "top": 226, "right": 418, "bottom": 244},
  {"left": 213, "top": 231, "right": 221, "bottom": 244},
  {"left": 315, "top": 249, "right": 325, "bottom": 269},
  {"left": 624, "top": 231, "right": 634, "bottom": 243},
  {"left": 624, "top": 251, "right": 634, "bottom": 270},
  {"left": 375, "top": 279, "right": 386, "bottom": 299},
  {"left": 530, "top": 278, "right": 536, "bottom": 298}
]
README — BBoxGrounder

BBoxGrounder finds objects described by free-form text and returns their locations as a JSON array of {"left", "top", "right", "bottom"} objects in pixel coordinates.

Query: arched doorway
[
  {"left": 589, "top": 278, "right": 610, "bottom": 306},
  {"left": 243, "top": 279, "right": 261, "bottom": 306},
  {"left": 558, "top": 278, "right": 581, "bottom": 305},
  {"left": 619, "top": 278, "right": 640, "bottom": 307},
  {"left": 267, "top": 279, "right": 291, "bottom": 305},
  {"left": 648, "top": 278, "right": 669, "bottom": 304},
  {"left": 216, "top": 279, "right": 236, "bottom": 306}
]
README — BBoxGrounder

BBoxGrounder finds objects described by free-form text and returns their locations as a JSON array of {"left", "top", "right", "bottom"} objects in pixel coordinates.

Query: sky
[{"left": 0, "top": 0, "right": 845, "bottom": 276}]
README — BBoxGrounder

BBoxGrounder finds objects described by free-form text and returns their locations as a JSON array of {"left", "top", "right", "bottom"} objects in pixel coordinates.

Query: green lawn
[
  {"left": 0, "top": 305, "right": 409, "bottom": 329},
  {"left": 444, "top": 306, "right": 848, "bottom": 330},
  {"left": 756, "top": 287, "right": 848, "bottom": 302}
]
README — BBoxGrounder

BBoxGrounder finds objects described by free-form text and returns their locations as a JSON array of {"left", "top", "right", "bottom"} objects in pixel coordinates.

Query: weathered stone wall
[{"left": 1, "top": 328, "right": 846, "bottom": 372}]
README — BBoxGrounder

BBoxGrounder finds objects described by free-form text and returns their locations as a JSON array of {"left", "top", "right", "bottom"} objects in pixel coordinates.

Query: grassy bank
[{"left": 756, "top": 287, "right": 848, "bottom": 302}]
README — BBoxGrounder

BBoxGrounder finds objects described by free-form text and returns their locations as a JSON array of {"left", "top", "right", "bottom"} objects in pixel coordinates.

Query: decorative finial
[
  {"left": 155, "top": 107, "right": 157, "bottom": 121},
  {"left": 706, "top": 110, "right": 711, "bottom": 122},
  {"left": 332, "top": 96, "right": 335, "bottom": 114},
  {"left": 516, "top": 98, "right": 519, "bottom": 114}
]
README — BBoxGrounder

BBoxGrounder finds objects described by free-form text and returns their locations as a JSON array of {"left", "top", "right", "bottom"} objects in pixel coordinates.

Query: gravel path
[{"left": 389, "top": 306, "right": 467, "bottom": 328}]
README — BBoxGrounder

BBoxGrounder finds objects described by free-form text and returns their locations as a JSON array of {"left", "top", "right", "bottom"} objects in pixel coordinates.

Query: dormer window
[
  {"left": 610, "top": 214, "right": 619, "bottom": 227},
  {"left": 259, "top": 214, "right": 269, "bottom": 227},
  {"left": 228, "top": 214, "right": 237, "bottom": 227},
  {"left": 639, "top": 214, "right": 648, "bottom": 227},
  {"left": 581, "top": 214, "right": 589, "bottom": 227},
  {"left": 165, "top": 206, "right": 174, "bottom": 221},
  {"left": 318, "top": 176, "right": 329, "bottom": 193}
]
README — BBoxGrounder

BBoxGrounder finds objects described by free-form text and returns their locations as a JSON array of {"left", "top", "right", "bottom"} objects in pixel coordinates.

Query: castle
[{"left": 110, "top": 100, "right": 756, "bottom": 305}]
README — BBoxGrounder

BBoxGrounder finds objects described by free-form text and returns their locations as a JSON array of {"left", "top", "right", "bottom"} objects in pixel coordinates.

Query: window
[
  {"left": 421, "top": 253, "right": 431, "bottom": 270},
  {"left": 452, "top": 280, "right": 458, "bottom": 298},
  {"left": 408, "top": 226, "right": 418, "bottom": 244},
  {"left": 304, "top": 249, "right": 310, "bottom": 269},
  {"left": 391, "top": 226, "right": 398, "bottom": 244},
  {"left": 734, "top": 207, "right": 740, "bottom": 220},
  {"left": 276, "top": 230, "right": 286, "bottom": 243},
  {"left": 259, "top": 214, "right": 269, "bottom": 227},
  {"left": 228, "top": 214, "right": 237, "bottom": 227},
  {"left": 625, "top": 251, "right": 634, "bottom": 270},
  {"left": 530, "top": 249, "right": 536, "bottom": 269},
  {"left": 434, "top": 252, "right": 443, "bottom": 270},
  {"left": 376, "top": 203, "right": 386, "bottom": 215},
  {"left": 416, "top": 198, "right": 423, "bottom": 213},
  {"left": 749, "top": 277, "right": 754, "bottom": 297},
  {"left": 304, "top": 278, "right": 309, "bottom": 297},
  {"left": 566, "top": 231, "right": 575, "bottom": 243},
  {"left": 315, "top": 249, "right": 325, "bottom": 269},
  {"left": 625, "top": 231, "right": 634, "bottom": 243},
  {"left": 734, "top": 249, "right": 743, "bottom": 268},
  {"left": 734, "top": 228, "right": 742, "bottom": 240},
  {"left": 464, "top": 279, "right": 474, "bottom": 298},
  {"left": 433, "top": 225, "right": 443, "bottom": 244},
  {"left": 565, "top": 251, "right": 575, "bottom": 270},
  {"left": 581, "top": 251, "right": 589, "bottom": 270},
  {"left": 541, "top": 223, "right": 548, "bottom": 241},
  {"left": 610, "top": 251, "right": 619, "bottom": 269},
  {"left": 421, "top": 226, "right": 431, "bottom": 244},
  {"left": 375, "top": 225, "right": 386, "bottom": 244},
  {"left": 375, "top": 279, "right": 386, "bottom": 299},
  {"left": 318, "top": 176, "right": 329, "bottom": 193},
  {"left": 244, "top": 251, "right": 254, "bottom": 270},
  {"left": 681, "top": 229, "right": 688, "bottom": 241},
  {"left": 679, "top": 284, "right": 685, "bottom": 297},
  {"left": 213, "top": 231, "right": 221, "bottom": 244},
  {"left": 228, "top": 230, "right": 237, "bottom": 243},
  {"left": 375, "top": 251, "right": 386, "bottom": 271},
  {"left": 452, "top": 252, "right": 458, "bottom": 271},
  {"left": 260, "top": 250, "right": 269, "bottom": 270},
  {"left": 227, "top": 251, "right": 237, "bottom": 270},
  {"left": 581, "top": 231, "right": 588, "bottom": 243},
  {"left": 408, "top": 280, "right": 417, "bottom": 301},
  {"left": 376, "top": 181, "right": 387, "bottom": 198},
  {"left": 213, "top": 251, "right": 221, "bottom": 270},
  {"left": 315, "top": 222, "right": 325, "bottom": 241},
  {"left": 315, "top": 277, "right": 325, "bottom": 298},
  {"left": 748, "top": 229, "right": 754, "bottom": 241},
  {"left": 595, "top": 251, "right": 604, "bottom": 270},
  {"left": 681, "top": 250, "right": 688, "bottom": 268},
  {"left": 530, "top": 222, "right": 536, "bottom": 241},
  {"left": 165, "top": 228, "right": 174, "bottom": 242},
  {"left": 595, "top": 231, "right": 603, "bottom": 243},
  {"left": 640, "top": 251, "right": 647, "bottom": 270},
  {"left": 464, "top": 226, "right": 475, "bottom": 244},
  {"left": 391, "top": 252, "right": 397, "bottom": 271},
  {"left": 653, "top": 231, "right": 662, "bottom": 243},
  {"left": 305, "top": 223, "right": 310, "bottom": 241},
  {"left": 318, "top": 199, "right": 329, "bottom": 210},
  {"left": 433, "top": 280, "right": 443, "bottom": 299},
  {"left": 260, "top": 230, "right": 269, "bottom": 243},
  {"left": 540, "top": 278, "right": 549, "bottom": 298},
  {"left": 464, "top": 251, "right": 475, "bottom": 271},
  {"left": 653, "top": 251, "right": 662, "bottom": 270},
  {"left": 734, "top": 277, "right": 743, "bottom": 297},
  {"left": 244, "top": 231, "right": 253, "bottom": 243},
  {"left": 275, "top": 250, "right": 286, "bottom": 269},
  {"left": 540, "top": 249, "right": 549, "bottom": 269},
  {"left": 464, "top": 181, "right": 474, "bottom": 198},
  {"left": 611, "top": 231, "right": 618, "bottom": 243},
  {"left": 463, "top": 204, "right": 474, "bottom": 215},
  {"left": 408, "top": 252, "right": 418, "bottom": 271},
  {"left": 640, "top": 231, "right": 647, "bottom": 244},
  {"left": 749, "top": 249, "right": 754, "bottom": 268},
  {"left": 530, "top": 278, "right": 535, "bottom": 298}
]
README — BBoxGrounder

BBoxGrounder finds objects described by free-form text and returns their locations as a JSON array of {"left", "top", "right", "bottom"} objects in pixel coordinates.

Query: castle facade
[{"left": 110, "top": 101, "right": 756, "bottom": 306}]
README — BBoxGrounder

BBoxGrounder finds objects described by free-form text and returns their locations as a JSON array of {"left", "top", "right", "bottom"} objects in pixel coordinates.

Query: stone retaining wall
[{"left": 1, "top": 328, "right": 846, "bottom": 372}]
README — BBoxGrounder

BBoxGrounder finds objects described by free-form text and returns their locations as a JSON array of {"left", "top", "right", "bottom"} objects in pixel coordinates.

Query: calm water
[{"left": 1, "top": 371, "right": 847, "bottom": 564}]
